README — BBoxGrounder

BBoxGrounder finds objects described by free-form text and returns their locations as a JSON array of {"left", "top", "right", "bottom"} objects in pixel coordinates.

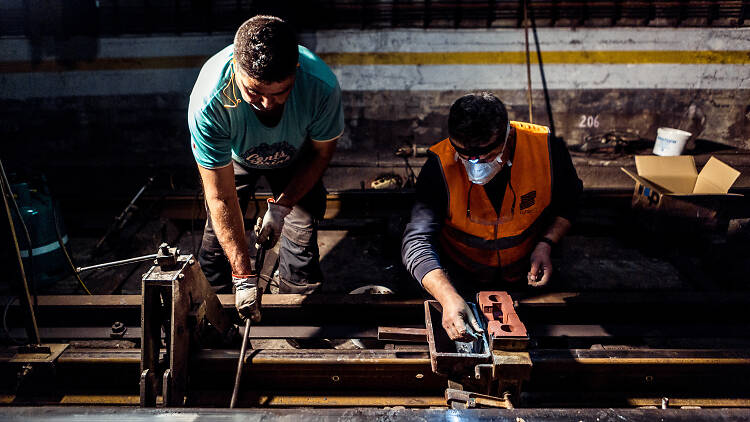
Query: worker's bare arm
[
  {"left": 275, "top": 138, "right": 338, "bottom": 208},
  {"left": 541, "top": 216, "right": 572, "bottom": 244},
  {"left": 528, "top": 216, "right": 572, "bottom": 287},
  {"left": 422, "top": 268, "right": 483, "bottom": 341},
  {"left": 197, "top": 163, "right": 253, "bottom": 276}
]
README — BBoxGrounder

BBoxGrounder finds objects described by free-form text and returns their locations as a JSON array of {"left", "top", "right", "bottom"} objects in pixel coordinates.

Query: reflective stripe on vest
[{"left": 430, "top": 121, "right": 553, "bottom": 272}]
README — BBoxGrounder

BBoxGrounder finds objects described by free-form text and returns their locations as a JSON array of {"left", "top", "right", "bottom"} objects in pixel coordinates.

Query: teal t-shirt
[{"left": 188, "top": 45, "right": 344, "bottom": 169}]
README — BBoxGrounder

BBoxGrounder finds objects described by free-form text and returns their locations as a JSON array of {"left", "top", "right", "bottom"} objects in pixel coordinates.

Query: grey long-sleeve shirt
[{"left": 401, "top": 136, "right": 583, "bottom": 286}]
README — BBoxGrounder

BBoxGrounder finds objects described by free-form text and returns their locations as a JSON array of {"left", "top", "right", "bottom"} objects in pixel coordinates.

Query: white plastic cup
[{"left": 653, "top": 127, "right": 692, "bottom": 156}]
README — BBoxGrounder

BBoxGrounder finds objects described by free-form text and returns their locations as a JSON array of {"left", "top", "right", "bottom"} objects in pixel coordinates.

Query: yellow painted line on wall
[{"left": 1, "top": 50, "right": 748, "bottom": 73}]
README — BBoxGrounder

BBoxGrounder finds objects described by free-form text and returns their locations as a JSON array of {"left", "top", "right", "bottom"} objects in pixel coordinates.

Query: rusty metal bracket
[
  {"left": 430, "top": 292, "right": 533, "bottom": 407},
  {"left": 155, "top": 243, "right": 180, "bottom": 270},
  {"left": 424, "top": 300, "right": 491, "bottom": 376},
  {"left": 140, "top": 245, "right": 233, "bottom": 407},
  {"left": 490, "top": 350, "right": 533, "bottom": 400}
]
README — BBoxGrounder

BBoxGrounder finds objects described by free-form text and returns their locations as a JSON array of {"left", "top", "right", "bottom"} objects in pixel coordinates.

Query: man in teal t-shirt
[{"left": 188, "top": 15, "right": 344, "bottom": 321}]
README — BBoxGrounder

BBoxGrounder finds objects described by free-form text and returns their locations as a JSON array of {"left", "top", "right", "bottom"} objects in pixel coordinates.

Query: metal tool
[
  {"left": 230, "top": 242, "right": 266, "bottom": 408},
  {"left": 230, "top": 318, "right": 251, "bottom": 409},
  {"left": 75, "top": 253, "right": 158, "bottom": 273}
]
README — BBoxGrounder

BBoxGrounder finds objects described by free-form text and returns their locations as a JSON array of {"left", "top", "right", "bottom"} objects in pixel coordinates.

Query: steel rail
[
  {"left": 6, "top": 395, "right": 750, "bottom": 409},
  {"left": 520, "top": 393, "right": 750, "bottom": 408},
  {"left": 11, "top": 291, "right": 750, "bottom": 308},
  {"left": 3, "top": 406, "right": 750, "bottom": 419},
  {"left": 0, "top": 394, "right": 448, "bottom": 407},
  {"left": 3, "top": 348, "right": 749, "bottom": 408},
  {"left": 6, "top": 322, "right": 750, "bottom": 342},
  {"left": 529, "top": 348, "right": 750, "bottom": 365},
  {"left": 41, "top": 347, "right": 750, "bottom": 365},
  {"left": 4, "top": 393, "right": 750, "bottom": 409}
]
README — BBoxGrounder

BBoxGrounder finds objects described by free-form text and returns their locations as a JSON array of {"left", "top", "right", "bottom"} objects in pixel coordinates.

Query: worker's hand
[
  {"left": 528, "top": 241, "right": 553, "bottom": 287},
  {"left": 233, "top": 274, "right": 262, "bottom": 322},
  {"left": 440, "top": 294, "right": 484, "bottom": 342},
  {"left": 255, "top": 199, "right": 292, "bottom": 249}
]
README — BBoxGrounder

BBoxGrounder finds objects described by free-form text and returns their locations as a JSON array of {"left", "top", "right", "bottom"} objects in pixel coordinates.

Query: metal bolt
[
  {"left": 178, "top": 274, "right": 185, "bottom": 280},
  {"left": 111, "top": 321, "right": 127, "bottom": 338},
  {"left": 18, "top": 364, "right": 33, "bottom": 380},
  {"left": 331, "top": 375, "right": 340, "bottom": 382},
  {"left": 503, "top": 391, "right": 514, "bottom": 409},
  {"left": 16, "top": 363, "right": 34, "bottom": 389},
  {"left": 111, "top": 321, "right": 125, "bottom": 333},
  {"left": 188, "top": 259, "right": 195, "bottom": 265},
  {"left": 645, "top": 375, "right": 654, "bottom": 383},
  {"left": 415, "top": 373, "right": 424, "bottom": 379},
  {"left": 153, "top": 259, "right": 159, "bottom": 265}
]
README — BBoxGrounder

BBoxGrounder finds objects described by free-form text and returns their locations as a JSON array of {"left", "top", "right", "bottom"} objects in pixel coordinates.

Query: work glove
[
  {"left": 255, "top": 199, "right": 292, "bottom": 249},
  {"left": 528, "top": 240, "right": 553, "bottom": 287},
  {"left": 233, "top": 274, "right": 261, "bottom": 322},
  {"left": 441, "top": 294, "right": 484, "bottom": 342}
]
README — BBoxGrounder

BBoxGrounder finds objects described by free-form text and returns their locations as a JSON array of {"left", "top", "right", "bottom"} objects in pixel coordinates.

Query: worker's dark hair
[
  {"left": 448, "top": 92, "right": 509, "bottom": 153},
  {"left": 234, "top": 15, "right": 298, "bottom": 83}
]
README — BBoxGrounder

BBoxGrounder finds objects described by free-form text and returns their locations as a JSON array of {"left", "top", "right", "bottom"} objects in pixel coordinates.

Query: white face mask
[{"left": 459, "top": 123, "right": 511, "bottom": 185}]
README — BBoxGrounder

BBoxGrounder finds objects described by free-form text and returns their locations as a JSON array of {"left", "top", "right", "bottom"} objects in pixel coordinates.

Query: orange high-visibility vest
[{"left": 429, "top": 121, "right": 553, "bottom": 281}]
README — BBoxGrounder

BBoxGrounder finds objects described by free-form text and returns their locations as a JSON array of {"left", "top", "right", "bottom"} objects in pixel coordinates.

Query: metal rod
[
  {"left": 230, "top": 318, "right": 251, "bottom": 408},
  {"left": 0, "top": 158, "right": 41, "bottom": 344},
  {"left": 231, "top": 239, "right": 265, "bottom": 408},
  {"left": 76, "top": 254, "right": 158, "bottom": 273}
]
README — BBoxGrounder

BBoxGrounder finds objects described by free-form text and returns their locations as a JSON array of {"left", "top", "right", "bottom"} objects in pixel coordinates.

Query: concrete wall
[{"left": 1, "top": 28, "right": 748, "bottom": 195}]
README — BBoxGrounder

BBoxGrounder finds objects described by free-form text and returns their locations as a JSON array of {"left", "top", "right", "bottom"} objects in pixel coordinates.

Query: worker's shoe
[
  {"left": 278, "top": 277, "right": 322, "bottom": 294},
  {"left": 232, "top": 275, "right": 261, "bottom": 322}
]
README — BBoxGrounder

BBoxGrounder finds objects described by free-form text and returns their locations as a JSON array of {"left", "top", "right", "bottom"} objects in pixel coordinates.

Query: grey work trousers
[{"left": 198, "top": 160, "right": 326, "bottom": 293}]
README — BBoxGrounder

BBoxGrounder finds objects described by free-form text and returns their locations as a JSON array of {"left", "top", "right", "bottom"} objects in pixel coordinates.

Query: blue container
[{"left": 10, "top": 182, "right": 69, "bottom": 288}]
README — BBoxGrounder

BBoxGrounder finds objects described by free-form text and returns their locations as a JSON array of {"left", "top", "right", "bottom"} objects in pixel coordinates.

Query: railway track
[{"left": 2, "top": 292, "right": 749, "bottom": 410}]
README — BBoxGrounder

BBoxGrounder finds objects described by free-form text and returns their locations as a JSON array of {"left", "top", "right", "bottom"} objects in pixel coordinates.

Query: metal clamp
[{"left": 445, "top": 388, "right": 514, "bottom": 409}]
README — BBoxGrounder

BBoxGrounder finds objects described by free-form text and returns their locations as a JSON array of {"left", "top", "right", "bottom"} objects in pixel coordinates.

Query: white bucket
[{"left": 653, "top": 127, "right": 692, "bottom": 156}]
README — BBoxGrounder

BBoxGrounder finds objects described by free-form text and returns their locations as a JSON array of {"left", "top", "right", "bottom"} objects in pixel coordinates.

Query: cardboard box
[{"left": 621, "top": 156, "right": 743, "bottom": 229}]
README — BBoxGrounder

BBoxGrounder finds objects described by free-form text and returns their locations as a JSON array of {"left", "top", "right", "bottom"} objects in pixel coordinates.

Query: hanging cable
[
  {"left": 51, "top": 197, "right": 92, "bottom": 295},
  {"left": 0, "top": 159, "right": 38, "bottom": 311},
  {"left": 523, "top": 0, "right": 533, "bottom": 123},
  {"left": 530, "top": 7, "right": 556, "bottom": 139},
  {"left": 0, "top": 158, "right": 41, "bottom": 344},
  {"left": 2, "top": 297, "right": 24, "bottom": 345}
]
